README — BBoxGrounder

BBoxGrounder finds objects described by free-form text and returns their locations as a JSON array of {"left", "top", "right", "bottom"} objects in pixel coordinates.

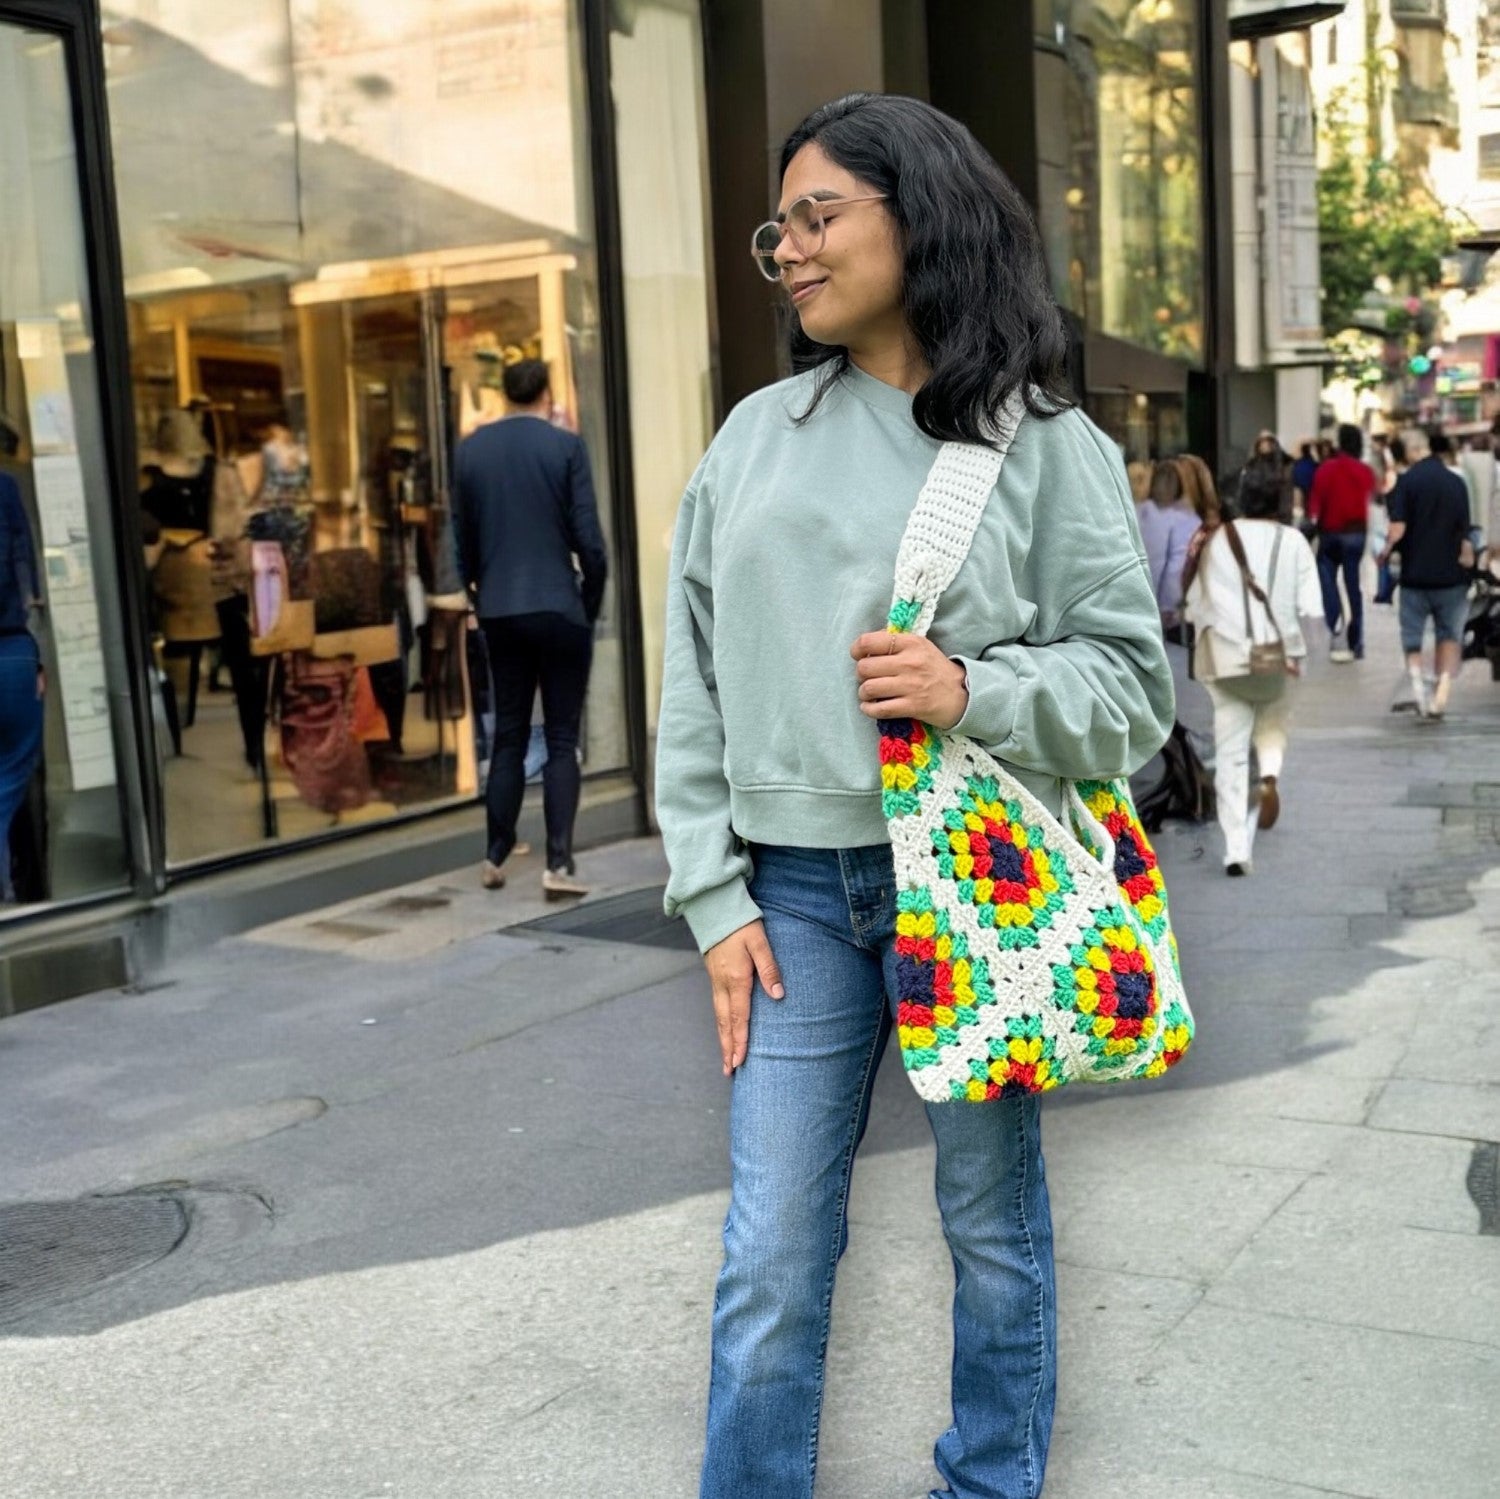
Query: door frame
[{"left": 2, "top": 0, "right": 166, "bottom": 902}]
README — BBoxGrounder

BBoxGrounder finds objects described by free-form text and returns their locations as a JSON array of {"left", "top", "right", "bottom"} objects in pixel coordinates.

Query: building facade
[
  {"left": 1309, "top": 0, "right": 1500, "bottom": 429},
  {"left": 2, "top": 0, "right": 1323, "bottom": 1004}
]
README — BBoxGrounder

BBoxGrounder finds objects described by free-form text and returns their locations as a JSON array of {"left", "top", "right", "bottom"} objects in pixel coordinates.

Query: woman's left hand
[{"left": 851, "top": 631, "right": 969, "bottom": 729}]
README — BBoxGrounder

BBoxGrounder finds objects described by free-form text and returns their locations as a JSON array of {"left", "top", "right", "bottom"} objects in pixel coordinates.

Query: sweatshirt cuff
[
  {"left": 949, "top": 653, "right": 1020, "bottom": 752},
  {"left": 678, "top": 877, "right": 763, "bottom": 955}
]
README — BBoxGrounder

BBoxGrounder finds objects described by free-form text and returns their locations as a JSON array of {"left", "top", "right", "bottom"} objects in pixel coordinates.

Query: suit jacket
[{"left": 454, "top": 416, "right": 608, "bottom": 628}]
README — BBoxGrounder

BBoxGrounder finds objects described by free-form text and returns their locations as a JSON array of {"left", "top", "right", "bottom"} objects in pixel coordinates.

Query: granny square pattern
[{"left": 881, "top": 417, "right": 1193, "bottom": 1104}]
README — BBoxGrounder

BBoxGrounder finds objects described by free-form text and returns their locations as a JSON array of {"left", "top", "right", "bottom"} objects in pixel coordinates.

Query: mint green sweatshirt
[{"left": 656, "top": 363, "right": 1175, "bottom": 952}]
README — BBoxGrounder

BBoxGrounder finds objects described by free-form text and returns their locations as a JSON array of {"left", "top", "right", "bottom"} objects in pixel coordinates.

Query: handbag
[
  {"left": 1221, "top": 520, "right": 1287, "bottom": 677},
  {"left": 249, "top": 540, "right": 316, "bottom": 656},
  {"left": 277, "top": 652, "right": 371, "bottom": 813},
  {"left": 882, "top": 410, "right": 1193, "bottom": 1103}
]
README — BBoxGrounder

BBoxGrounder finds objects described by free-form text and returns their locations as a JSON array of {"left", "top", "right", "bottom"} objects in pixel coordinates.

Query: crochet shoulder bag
[{"left": 881, "top": 411, "right": 1193, "bottom": 1103}]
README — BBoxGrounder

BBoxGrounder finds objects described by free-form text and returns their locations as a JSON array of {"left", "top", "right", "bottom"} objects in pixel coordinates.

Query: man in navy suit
[{"left": 455, "top": 360, "right": 608, "bottom": 898}]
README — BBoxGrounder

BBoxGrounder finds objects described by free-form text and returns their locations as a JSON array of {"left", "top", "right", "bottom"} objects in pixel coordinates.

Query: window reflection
[
  {"left": 102, "top": 0, "right": 628, "bottom": 865},
  {"left": 1035, "top": 0, "right": 1204, "bottom": 365},
  {"left": 0, "top": 25, "right": 131, "bottom": 910}
]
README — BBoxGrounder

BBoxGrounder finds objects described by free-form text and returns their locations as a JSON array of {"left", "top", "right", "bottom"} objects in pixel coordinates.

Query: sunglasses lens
[{"left": 751, "top": 222, "right": 783, "bottom": 281}]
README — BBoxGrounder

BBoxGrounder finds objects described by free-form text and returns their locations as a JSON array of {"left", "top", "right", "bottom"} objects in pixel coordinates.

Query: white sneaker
[
  {"left": 543, "top": 866, "right": 589, "bottom": 901},
  {"left": 1329, "top": 630, "right": 1355, "bottom": 665},
  {"left": 1408, "top": 666, "right": 1429, "bottom": 718},
  {"left": 1430, "top": 672, "right": 1452, "bottom": 718}
]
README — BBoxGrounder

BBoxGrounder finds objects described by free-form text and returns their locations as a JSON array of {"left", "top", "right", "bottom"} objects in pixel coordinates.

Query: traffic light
[{"left": 1408, "top": 353, "right": 1434, "bottom": 377}]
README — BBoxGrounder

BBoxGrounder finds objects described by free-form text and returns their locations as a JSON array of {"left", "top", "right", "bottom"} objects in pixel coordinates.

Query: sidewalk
[{"left": 1, "top": 603, "right": 1498, "bottom": 1499}]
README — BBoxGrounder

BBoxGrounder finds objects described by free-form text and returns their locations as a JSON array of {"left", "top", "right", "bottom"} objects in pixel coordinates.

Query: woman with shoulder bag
[
  {"left": 1182, "top": 457, "right": 1322, "bottom": 877},
  {"left": 656, "top": 94, "right": 1174, "bottom": 1499}
]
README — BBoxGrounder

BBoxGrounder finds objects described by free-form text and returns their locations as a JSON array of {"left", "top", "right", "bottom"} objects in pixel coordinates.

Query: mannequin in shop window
[{"left": 140, "top": 408, "right": 268, "bottom": 771}]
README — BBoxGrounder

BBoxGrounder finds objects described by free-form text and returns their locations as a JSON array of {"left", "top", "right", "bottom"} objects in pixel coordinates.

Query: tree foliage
[{"left": 1318, "top": 82, "right": 1455, "bottom": 335}]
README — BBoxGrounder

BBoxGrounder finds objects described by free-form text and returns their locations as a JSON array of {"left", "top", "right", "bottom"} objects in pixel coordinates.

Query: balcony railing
[
  {"left": 1391, "top": 0, "right": 1447, "bottom": 28},
  {"left": 1394, "top": 83, "right": 1459, "bottom": 128}
]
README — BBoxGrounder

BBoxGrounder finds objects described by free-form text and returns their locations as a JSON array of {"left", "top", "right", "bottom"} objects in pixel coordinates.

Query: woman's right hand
[{"left": 704, "top": 919, "right": 784, "bottom": 1077}]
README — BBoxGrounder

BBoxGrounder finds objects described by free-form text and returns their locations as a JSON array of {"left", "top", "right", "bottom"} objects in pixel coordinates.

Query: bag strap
[
  {"left": 1221, "top": 519, "right": 1286, "bottom": 648},
  {"left": 888, "top": 396, "right": 1025, "bottom": 638},
  {"left": 1266, "top": 524, "right": 1285, "bottom": 599}
]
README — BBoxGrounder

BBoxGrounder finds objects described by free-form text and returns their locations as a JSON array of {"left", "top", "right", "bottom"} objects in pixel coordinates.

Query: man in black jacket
[{"left": 455, "top": 360, "right": 608, "bottom": 897}]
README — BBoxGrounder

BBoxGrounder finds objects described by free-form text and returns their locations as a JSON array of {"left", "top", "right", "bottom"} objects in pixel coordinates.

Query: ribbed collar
[{"left": 838, "top": 359, "right": 918, "bottom": 417}]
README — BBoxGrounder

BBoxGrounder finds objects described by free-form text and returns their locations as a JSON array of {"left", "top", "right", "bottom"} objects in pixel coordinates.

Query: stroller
[
  {"left": 1462, "top": 548, "right": 1500, "bottom": 681},
  {"left": 1134, "top": 720, "right": 1216, "bottom": 833}
]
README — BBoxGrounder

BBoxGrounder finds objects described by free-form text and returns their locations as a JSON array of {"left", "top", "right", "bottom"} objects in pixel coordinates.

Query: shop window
[
  {"left": 1482, "top": 133, "right": 1500, "bottom": 183},
  {"left": 0, "top": 25, "right": 132, "bottom": 913},
  {"left": 1033, "top": 0, "right": 1205, "bottom": 367},
  {"left": 101, "top": 1, "right": 629, "bottom": 866},
  {"left": 1482, "top": 3, "right": 1500, "bottom": 110}
]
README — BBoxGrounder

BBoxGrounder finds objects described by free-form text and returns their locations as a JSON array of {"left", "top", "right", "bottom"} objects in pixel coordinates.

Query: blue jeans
[
  {"left": 701, "top": 844, "right": 1056, "bottom": 1499},
  {"left": 0, "top": 633, "right": 43, "bottom": 900},
  {"left": 1316, "top": 531, "right": 1366, "bottom": 655}
]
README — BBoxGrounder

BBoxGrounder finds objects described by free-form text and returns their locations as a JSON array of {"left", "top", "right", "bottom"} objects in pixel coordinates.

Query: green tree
[{"left": 1318, "top": 80, "right": 1454, "bottom": 336}]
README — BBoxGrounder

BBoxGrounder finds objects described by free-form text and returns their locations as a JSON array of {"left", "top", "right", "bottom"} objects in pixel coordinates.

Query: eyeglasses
[{"left": 750, "top": 194, "right": 888, "bottom": 282}]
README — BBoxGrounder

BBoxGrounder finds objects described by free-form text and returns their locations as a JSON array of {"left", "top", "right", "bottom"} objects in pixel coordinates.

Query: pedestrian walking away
[
  {"left": 656, "top": 93, "right": 1173, "bottom": 1499},
  {"left": 1307, "top": 423, "right": 1376, "bottom": 662},
  {"left": 1370, "top": 433, "right": 1407, "bottom": 605},
  {"left": 1291, "top": 439, "right": 1319, "bottom": 519},
  {"left": 1380, "top": 428, "right": 1473, "bottom": 720},
  {"left": 1134, "top": 458, "right": 1200, "bottom": 637},
  {"left": 454, "top": 358, "right": 608, "bottom": 899},
  {"left": 1183, "top": 457, "right": 1322, "bottom": 876}
]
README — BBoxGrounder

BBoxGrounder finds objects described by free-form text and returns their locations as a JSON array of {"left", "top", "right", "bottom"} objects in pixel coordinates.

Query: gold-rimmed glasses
[{"left": 750, "top": 194, "right": 888, "bottom": 282}]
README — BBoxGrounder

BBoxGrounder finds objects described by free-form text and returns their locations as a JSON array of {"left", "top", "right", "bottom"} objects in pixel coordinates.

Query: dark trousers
[
  {"left": 1316, "top": 531, "right": 1366, "bottom": 656},
  {"left": 215, "top": 595, "right": 270, "bottom": 770},
  {"left": 481, "top": 611, "right": 592, "bottom": 871}
]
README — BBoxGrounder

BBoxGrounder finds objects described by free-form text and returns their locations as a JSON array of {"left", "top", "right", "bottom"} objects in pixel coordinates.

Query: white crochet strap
[{"left": 889, "top": 397, "right": 1023, "bottom": 638}]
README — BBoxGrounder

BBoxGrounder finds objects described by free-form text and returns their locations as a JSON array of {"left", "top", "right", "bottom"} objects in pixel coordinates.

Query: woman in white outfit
[{"left": 1184, "top": 456, "right": 1323, "bottom": 876}]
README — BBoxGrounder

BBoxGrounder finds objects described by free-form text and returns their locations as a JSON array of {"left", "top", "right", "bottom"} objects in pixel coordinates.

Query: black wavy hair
[
  {"left": 1237, "top": 456, "right": 1286, "bottom": 520},
  {"left": 779, "top": 93, "right": 1072, "bottom": 445}
]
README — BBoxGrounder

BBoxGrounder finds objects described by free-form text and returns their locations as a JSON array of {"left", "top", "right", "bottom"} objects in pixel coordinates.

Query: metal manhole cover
[
  {"left": 0, "top": 1193, "right": 189, "bottom": 1325},
  {"left": 512, "top": 884, "right": 697, "bottom": 951}
]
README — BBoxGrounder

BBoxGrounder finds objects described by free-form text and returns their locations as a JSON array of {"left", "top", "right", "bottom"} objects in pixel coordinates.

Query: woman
[
  {"left": 656, "top": 94, "right": 1173, "bottom": 1499},
  {"left": 1177, "top": 452, "right": 1222, "bottom": 528},
  {"left": 1136, "top": 458, "right": 1199, "bottom": 637},
  {"left": 1370, "top": 434, "right": 1407, "bottom": 605},
  {"left": 1291, "top": 440, "right": 1319, "bottom": 516},
  {"left": 1183, "top": 456, "right": 1321, "bottom": 877},
  {"left": 1175, "top": 452, "right": 1224, "bottom": 616}
]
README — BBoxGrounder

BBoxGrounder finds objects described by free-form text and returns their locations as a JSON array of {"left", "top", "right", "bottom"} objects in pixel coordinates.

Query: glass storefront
[
  {"left": 103, "top": 0, "right": 629, "bottom": 866},
  {"left": 1, "top": 0, "right": 712, "bottom": 926},
  {"left": 1034, "top": 0, "right": 1205, "bottom": 367},
  {"left": 1, "top": 21, "right": 133, "bottom": 907}
]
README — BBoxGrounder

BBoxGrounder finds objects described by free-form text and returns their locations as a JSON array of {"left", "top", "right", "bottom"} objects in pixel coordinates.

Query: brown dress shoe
[{"left": 1257, "top": 775, "right": 1280, "bottom": 831}]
